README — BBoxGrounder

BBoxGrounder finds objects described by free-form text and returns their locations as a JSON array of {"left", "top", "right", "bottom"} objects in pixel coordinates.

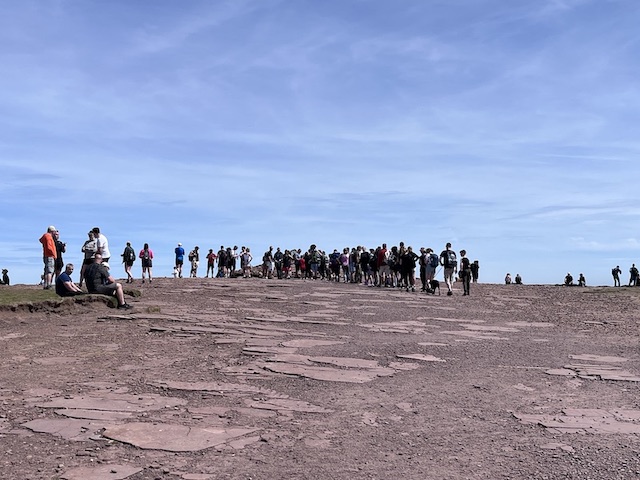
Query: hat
[
  {"left": 178, "top": 242, "right": 182, "bottom": 246},
  {"left": 48, "top": 225, "right": 56, "bottom": 232}
]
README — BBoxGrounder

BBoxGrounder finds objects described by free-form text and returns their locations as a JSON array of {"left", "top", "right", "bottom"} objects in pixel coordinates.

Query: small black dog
[
  {"left": 1, "top": 269, "right": 9, "bottom": 286},
  {"left": 426, "top": 279, "right": 440, "bottom": 295}
]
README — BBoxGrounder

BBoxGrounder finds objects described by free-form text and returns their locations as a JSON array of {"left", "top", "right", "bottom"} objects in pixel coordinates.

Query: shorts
[
  {"left": 176, "top": 260, "right": 183, "bottom": 266},
  {"left": 93, "top": 283, "right": 118, "bottom": 296},
  {"left": 379, "top": 265, "right": 391, "bottom": 276},
  {"left": 43, "top": 256, "right": 55, "bottom": 274},
  {"left": 142, "top": 259, "right": 153, "bottom": 268}
]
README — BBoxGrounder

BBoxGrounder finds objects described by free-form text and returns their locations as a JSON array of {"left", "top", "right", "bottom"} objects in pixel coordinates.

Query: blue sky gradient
[{"left": 1, "top": 0, "right": 639, "bottom": 285}]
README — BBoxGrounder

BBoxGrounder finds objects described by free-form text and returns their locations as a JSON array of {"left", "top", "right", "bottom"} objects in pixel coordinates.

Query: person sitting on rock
[
  {"left": 55, "top": 264, "right": 84, "bottom": 297},
  {"left": 84, "top": 254, "right": 132, "bottom": 309},
  {"left": 1, "top": 268, "right": 9, "bottom": 285},
  {"left": 564, "top": 273, "right": 574, "bottom": 286},
  {"left": 515, "top": 274, "right": 522, "bottom": 285},
  {"left": 505, "top": 273, "right": 512, "bottom": 285}
]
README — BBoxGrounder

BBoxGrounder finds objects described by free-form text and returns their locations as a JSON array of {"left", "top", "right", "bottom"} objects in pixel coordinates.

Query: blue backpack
[{"left": 429, "top": 253, "right": 439, "bottom": 269}]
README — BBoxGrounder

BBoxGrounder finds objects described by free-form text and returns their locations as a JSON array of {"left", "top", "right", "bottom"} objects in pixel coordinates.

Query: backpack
[
  {"left": 428, "top": 253, "right": 439, "bottom": 269},
  {"left": 387, "top": 252, "right": 396, "bottom": 267},
  {"left": 126, "top": 247, "right": 136, "bottom": 262},
  {"left": 444, "top": 250, "right": 457, "bottom": 268},
  {"left": 188, "top": 251, "right": 195, "bottom": 262},
  {"left": 142, "top": 249, "right": 150, "bottom": 260}
]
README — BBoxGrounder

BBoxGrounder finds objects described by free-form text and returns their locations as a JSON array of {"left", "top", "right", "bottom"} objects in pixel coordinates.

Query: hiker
[
  {"left": 612, "top": 265, "right": 621, "bottom": 287},
  {"left": 470, "top": 260, "right": 479, "bottom": 283},
  {"left": 189, "top": 246, "right": 200, "bottom": 277},
  {"left": 92, "top": 227, "right": 111, "bottom": 264},
  {"left": 505, "top": 273, "right": 512, "bottom": 284},
  {"left": 515, "top": 274, "right": 522, "bottom": 285},
  {"left": 1, "top": 269, "right": 9, "bottom": 286},
  {"left": 578, "top": 273, "right": 586, "bottom": 287},
  {"left": 53, "top": 229, "right": 66, "bottom": 283},
  {"left": 630, "top": 264, "right": 638, "bottom": 286},
  {"left": 564, "top": 273, "right": 574, "bottom": 286},
  {"left": 84, "top": 254, "right": 132, "bottom": 309},
  {"left": 175, "top": 243, "right": 185, "bottom": 278},
  {"left": 55, "top": 264, "right": 84, "bottom": 297},
  {"left": 139, "top": 243, "right": 154, "bottom": 283},
  {"left": 121, "top": 241, "right": 136, "bottom": 283},
  {"left": 79, "top": 231, "right": 97, "bottom": 287},
  {"left": 39, "top": 225, "right": 58, "bottom": 289},
  {"left": 459, "top": 249, "right": 471, "bottom": 296},
  {"left": 439, "top": 242, "right": 457, "bottom": 296}
]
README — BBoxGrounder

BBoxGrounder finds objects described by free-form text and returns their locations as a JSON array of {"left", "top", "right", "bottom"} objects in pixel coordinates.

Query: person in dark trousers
[
  {"left": 612, "top": 266, "right": 621, "bottom": 287},
  {"left": 630, "top": 264, "right": 639, "bottom": 286},
  {"left": 470, "top": 260, "right": 479, "bottom": 283},
  {"left": 459, "top": 249, "right": 471, "bottom": 296}
]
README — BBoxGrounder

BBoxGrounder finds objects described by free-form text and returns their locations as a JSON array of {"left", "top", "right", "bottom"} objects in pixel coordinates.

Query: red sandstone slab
[
  {"left": 60, "top": 464, "right": 143, "bottom": 480},
  {"left": 102, "top": 422, "right": 259, "bottom": 452}
]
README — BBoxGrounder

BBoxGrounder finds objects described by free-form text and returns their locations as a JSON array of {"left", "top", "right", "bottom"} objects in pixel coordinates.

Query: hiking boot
[
  {"left": 118, "top": 303, "right": 133, "bottom": 310},
  {"left": 447, "top": 291, "right": 453, "bottom": 296}
]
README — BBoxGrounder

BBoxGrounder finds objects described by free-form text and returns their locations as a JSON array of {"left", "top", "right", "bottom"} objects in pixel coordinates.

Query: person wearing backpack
[
  {"left": 175, "top": 243, "right": 185, "bottom": 278},
  {"left": 139, "top": 243, "right": 154, "bottom": 284},
  {"left": 121, "top": 241, "right": 136, "bottom": 283},
  {"left": 189, "top": 246, "right": 200, "bottom": 278},
  {"left": 439, "top": 242, "right": 457, "bottom": 296},
  {"left": 459, "top": 249, "right": 471, "bottom": 296},
  {"left": 424, "top": 248, "right": 439, "bottom": 290}
]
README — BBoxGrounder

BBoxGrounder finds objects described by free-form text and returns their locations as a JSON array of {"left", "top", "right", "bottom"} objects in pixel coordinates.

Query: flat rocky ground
[{"left": 1, "top": 278, "right": 640, "bottom": 480}]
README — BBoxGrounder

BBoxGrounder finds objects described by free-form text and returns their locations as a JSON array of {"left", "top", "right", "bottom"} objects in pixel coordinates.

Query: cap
[
  {"left": 48, "top": 225, "right": 56, "bottom": 232},
  {"left": 178, "top": 243, "right": 182, "bottom": 246}
]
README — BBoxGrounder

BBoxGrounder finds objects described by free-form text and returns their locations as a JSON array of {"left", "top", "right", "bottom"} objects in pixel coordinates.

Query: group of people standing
[{"left": 613, "top": 264, "right": 640, "bottom": 287}]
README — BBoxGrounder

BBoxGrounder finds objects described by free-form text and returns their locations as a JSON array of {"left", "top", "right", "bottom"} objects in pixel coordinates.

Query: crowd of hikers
[{"left": 36, "top": 225, "right": 479, "bottom": 299}]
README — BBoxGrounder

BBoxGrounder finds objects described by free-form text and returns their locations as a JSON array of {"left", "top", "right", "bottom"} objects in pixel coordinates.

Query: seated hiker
[
  {"left": 515, "top": 274, "right": 522, "bottom": 285},
  {"left": 84, "top": 254, "right": 132, "bottom": 309},
  {"left": 55, "top": 264, "right": 84, "bottom": 296},
  {"left": 564, "top": 272, "right": 574, "bottom": 286},
  {"left": 1, "top": 269, "right": 8, "bottom": 285},
  {"left": 504, "top": 273, "right": 512, "bottom": 285},
  {"left": 578, "top": 273, "right": 586, "bottom": 287}
]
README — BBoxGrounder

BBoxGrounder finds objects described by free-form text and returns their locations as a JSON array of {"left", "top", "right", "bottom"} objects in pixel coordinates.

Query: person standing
[
  {"left": 139, "top": 243, "right": 153, "bottom": 283},
  {"left": 121, "top": 242, "right": 136, "bottom": 283},
  {"left": 400, "top": 246, "right": 419, "bottom": 292},
  {"left": 459, "top": 249, "right": 471, "bottom": 296},
  {"left": 439, "top": 242, "right": 457, "bottom": 296},
  {"left": 189, "top": 246, "right": 200, "bottom": 277},
  {"left": 205, "top": 249, "right": 216, "bottom": 278},
  {"left": 470, "top": 260, "right": 480, "bottom": 283},
  {"left": 39, "top": 225, "right": 58, "bottom": 290},
  {"left": 79, "top": 231, "right": 97, "bottom": 287},
  {"left": 612, "top": 266, "right": 622, "bottom": 287},
  {"left": 629, "top": 264, "right": 638, "bottom": 287},
  {"left": 241, "top": 248, "right": 253, "bottom": 278},
  {"left": 175, "top": 243, "right": 185, "bottom": 278},
  {"left": 92, "top": 227, "right": 111, "bottom": 264},
  {"left": 55, "top": 264, "right": 84, "bottom": 297},
  {"left": 53, "top": 230, "right": 66, "bottom": 283}
]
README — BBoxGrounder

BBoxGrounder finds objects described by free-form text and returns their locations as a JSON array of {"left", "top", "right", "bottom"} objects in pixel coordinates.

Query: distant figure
[
  {"left": 205, "top": 249, "right": 216, "bottom": 278},
  {"left": 39, "top": 225, "right": 58, "bottom": 290},
  {"left": 459, "top": 249, "right": 471, "bottom": 296},
  {"left": 175, "top": 243, "right": 185, "bottom": 278},
  {"left": 515, "top": 274, "right": 522, "bottom": 285},
  {"left": 231, "top": 246, "right": 239, "bottom": 274},
  {"left": 189, "top": 246, "right": 200, "bottom": 278},
  {"left": 121, "top": 242, "right": 136, "bottom": 283},
  {"left": 262, "top": 246, "right": 274, "bottom": 279},
  {"left": 578, "top": 273, "right": 586, "bottom": 287},
  {"left": 612, "top": 265, "right": 622, "bottom": 287},
  {"left": 505, "top": 273, "right": 512, "bottom": 285},
  {"left": 84, "top": 254, "right": 132, "bottom": 309},
  {"left": 1, "top": 269, "right": 9, "bottom": 285},
  {"left": 53, "top": 229, "right": 66, "bottom": 282},
  {"left": 470, "top": 260, "right": 479, "bottom": 283},
  {"left": 139, "top": 243, "right": 154, "bottom": 283},
  {"left": 92, "top": 227, "right": 111, "bottom": 264},
  {"left": 630, "top": 264, "right": 638, "bottom": 287},
  {"left": 79, "top": 231, "right": 97, "bottom": 287},
  {"left": 564, "top": 272, "right": 574, "bottom": 286},
  {"left": 55, "top": 264, "right": 83, "bottom": 297},
  {"left": 439, "top": 242, "right": 457, "bottom": 296},
  {"left": 241, "top": 248, "right": 253, "bottom": 278}
]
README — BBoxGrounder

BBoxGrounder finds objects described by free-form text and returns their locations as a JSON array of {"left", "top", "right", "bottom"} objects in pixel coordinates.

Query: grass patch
[{"left": 0, "top": 286, "right": 59, "bottom": 306}]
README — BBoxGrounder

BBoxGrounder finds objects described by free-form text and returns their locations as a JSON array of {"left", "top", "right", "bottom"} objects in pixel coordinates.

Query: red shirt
[{"left": 39, "top": 233, "right": 57, "bottom": 258}]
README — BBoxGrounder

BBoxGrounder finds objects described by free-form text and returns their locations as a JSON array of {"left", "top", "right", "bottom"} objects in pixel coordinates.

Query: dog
[
  {"left": 172, "top": 266, "right": 179, "bottom": 278},
  {"left": 426, "top": 279, "right": 440, "bottom": 295},
  {"left": 1, "top": 269, "right": 9, "bottom": 286}
]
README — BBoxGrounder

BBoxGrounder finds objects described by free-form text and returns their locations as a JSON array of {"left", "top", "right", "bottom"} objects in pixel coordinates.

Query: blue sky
[{"left": 1, "top": 0, "right": 639, "bottom": 286}]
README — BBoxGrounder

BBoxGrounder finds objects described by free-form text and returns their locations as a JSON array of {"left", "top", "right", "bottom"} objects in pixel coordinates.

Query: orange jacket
[{"left": 39, "top": 232, "right": 57, "bottom": 258}]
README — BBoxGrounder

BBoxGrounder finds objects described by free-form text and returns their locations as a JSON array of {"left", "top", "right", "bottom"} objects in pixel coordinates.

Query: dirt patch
[{"left": 1, "top": 280, "right": 640, "bottom": 479}]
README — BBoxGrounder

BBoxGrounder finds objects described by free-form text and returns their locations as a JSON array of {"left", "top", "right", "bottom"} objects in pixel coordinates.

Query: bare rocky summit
[{"left": 1, "top": 279, "right": 640, "bottom": 479}]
